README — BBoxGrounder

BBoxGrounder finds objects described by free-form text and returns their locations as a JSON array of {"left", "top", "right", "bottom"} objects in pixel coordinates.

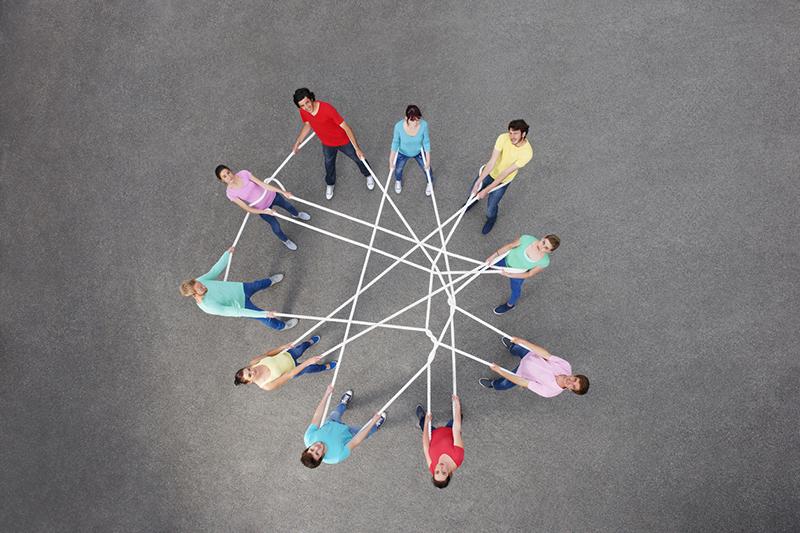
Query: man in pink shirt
[{"left": 479, "top": 336, "right": 589, "bottom": 396}]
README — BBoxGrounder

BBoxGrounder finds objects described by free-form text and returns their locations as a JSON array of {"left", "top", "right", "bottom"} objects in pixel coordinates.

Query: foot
[
  {"left": 293, "top": 211, "right": 311, "bottom": 221},
  {"left": 340, "top": 389, "right": 353, "bottom": 406},
  {"left": 493, "top": 303, "right": 515, "bottom": 315},
  {"left": 366, "top": 175, "right": 375, "bottom": 190},
  {"left": 326, "top": 185, "right": 335, "bottom": 200},
  {"left": 309, "top": 335, "right": 321, "bottom": 346},
  {"left": 325, "top": 361, "right": 337, "bottom": 371},
  {"left": 501, "top": 336, "right": 514, "bottom": 350},
  {"left": 415, "top": 404, "right": 425, "bottom": 425},
  {"left": 479, "top": 378, "right": 495, "bottom": 389},
  {"left": 283, "top": 239, "right": 298, "bottom": 251},
  {"left": 482, "top": 217, "right": 497, "bottom": 235},
  {"left": 282, "top": 318, "right": 298, "bottom": 330},
  {"left": 425, "top": 182, "right": 433, "bottom": 196},
  {"left": 375, "top": 412, "right": 387, "bottom": 430},
  {"left": 269, "top": 273, "right": 284, "bottom": 284},
  {"left": 394, "top": 180, "right": 402, "bottom": 194}
]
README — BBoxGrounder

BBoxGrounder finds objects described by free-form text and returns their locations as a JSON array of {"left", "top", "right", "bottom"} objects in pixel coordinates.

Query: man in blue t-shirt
[{"left": 301, "top": 384, "right": 386, "bottom": 468}]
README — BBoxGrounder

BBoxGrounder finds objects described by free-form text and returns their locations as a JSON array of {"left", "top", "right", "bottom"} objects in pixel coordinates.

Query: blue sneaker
[
  {"left": 326, "top": 361, "right": 337, "bottom": 371},
  {"left": 493, "top": 303, "right": 515, "bottom": 315},
  {"left": 482, "top": 217, "right": 496, "bottom": 234},
  {"left": 309, "top": 335, "right": 321, "bottom": 345},
  {"left": 375, "top": 412, "right": 387, "bottom": 430}
]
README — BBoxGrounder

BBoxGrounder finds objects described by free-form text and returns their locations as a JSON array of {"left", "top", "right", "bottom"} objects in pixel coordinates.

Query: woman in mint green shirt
[
  {"left": 485, "top": 234, "right": 560, "bottom": 315},
  {"left": 389, "top": 105, "right": 435, "bottom": 196}
]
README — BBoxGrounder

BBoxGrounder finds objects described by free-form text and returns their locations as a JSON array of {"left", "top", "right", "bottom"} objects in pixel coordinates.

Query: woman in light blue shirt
[{"left": 389, "top": 105, "right": 435, "bottom": 196}]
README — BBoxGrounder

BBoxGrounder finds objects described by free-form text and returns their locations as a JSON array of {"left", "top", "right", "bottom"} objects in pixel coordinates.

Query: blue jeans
[
  {"left": 495, "top": 258, "right": 526, "bottom": 306},
  {"left": 327, "top": 402, "right": 381, "bottom": 439},
  {"left": 492, "top": 342, "right": 530, "bottom": 390},
  {"left": 242, "top": 277, "right": 285, "bottom": 330},
  {"left": 322, "top": 142, "right": 370, "bottom": 185},
  {"left": 467, "top": 175, "right": 510, "bottom": 220},
  {"left": 258, "top": 193, "right": 299, "bottom": 242},
  {"left": 287, "top": 341, "right": 329, "bottom": 376},
  {"left": 394, "top": 152, "right": 434, "bottom": 184}
]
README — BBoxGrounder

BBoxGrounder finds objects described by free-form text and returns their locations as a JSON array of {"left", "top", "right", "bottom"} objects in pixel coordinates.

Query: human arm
[
  {"left": 293, "top": 122, "right": 313, "bottom": 153},
  {"left": 509, "top": 337, "right": 551, "bottom": 360},
  {"left": 347, "top": 412, "right": 382, "bottom": 451},
  {"left": 310, "top": 384, "right": 334, "bottom": 427},
  {"left": 339, "top": 121, "right": 364, "bottom": 159},
  {"left": 248, "top": 174, "right": 293, "bottom": 198},
  {"left": 248, "top": 341, "right": 294, "bottom": 366},
  {"left": 422, "top": 412, "right": 432, "bottom": 467},
  {"left": 503, "top": 265, "right": 543, "bottom": 280},
  {"left": 477, "top": 164, "right": 518, "bottom": 199},
  {"left": 451, "top": 394, "right": 463, "bottom": 447},
  {"left": 261, "top": 355, "right": 325, "bottom": 391},
  {"left": 485, "top": 238, "right": 521, "bottom": 264},
  {"left": 390, "top": 122, "right": 401, "bottom": 168},
  {"left": 196, "top": 250, "right": 232, "bottom": 281},
  {"left": 421, "top": 122, "right": 431, "bottom": 166},
  {"left": 471, "top": 148, "right": 501, "bottom": 195},
  {"left": 489, "top": 362, "right": 530, "bottom": 388},
  {"left": 231, "top": 197, "right": 274, "bottom": 216}
]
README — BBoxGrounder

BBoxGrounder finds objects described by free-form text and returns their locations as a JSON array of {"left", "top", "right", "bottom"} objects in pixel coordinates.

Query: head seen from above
[
  {"left": 179, "top": 279, "right": 206, "bottom": 298},
  {"left": 405, "top": 104, "right": 422, "bottom": 123},
  {"left": 301, "top": 443, "right": 325, "bottom": 468},
  {"left": 215, "top": 164, "right": 234, "bottom": 183},
  {"left": 432, "top": 462, "right": 452, "bottom": 489},
  {"left": 234, "top": 367, "right": 255, "bottom": 386},
  {"left": 563, "top": 374, "right": 590, "bottom": 395},
  {"left": 293, "top": 87, "right": 316, "bottom": 112},
  {"left": 507, "top": 119, "right": 529, "bottom": 144},
  {"left": 541, "top": 234, "right": 561, "bottom": 253}
]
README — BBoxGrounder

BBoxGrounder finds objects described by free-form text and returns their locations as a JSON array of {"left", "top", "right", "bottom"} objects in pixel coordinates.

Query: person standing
[
  {"left": 415, "top": 395, "right": 464, "bottom": 489},
  {"left": 233, "top": 335, "right": 335, "bottom": 391},
  {"left": 179, "top": 248, "right": 297, "bottom": 331},
  {"left": 466, "top": 120, "right": 533, "bottom": 234},
  {"left": 291, "top": 88, "right": 373, "bottom": 200},
  {"left": 389, "top": 104, "right": 434, "bottom": 196}
]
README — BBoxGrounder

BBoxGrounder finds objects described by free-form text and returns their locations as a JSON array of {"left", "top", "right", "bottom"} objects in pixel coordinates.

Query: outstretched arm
[
  {"left": 451, "top": 395, "right": 463, "bottom": 447},
  {"left": 510, "top": 338, "right": 551, "bottom": 360},
  {"left": 261, "top": 355, "right": 324, "bottom": 391},
  {"left": 248, "top": 342, "right": 293, "bottom": 366},
  {"left": 293, "top": 123, "right": 312, "bottom": 153},
  {"left": 339, "top": 121, "right": 364, "bottom": 159},
  {"left": 197, "top": 250, "right": 232, "bottom": 281},
  {"left": 478, "top": 164, "right": 518, "bottom": 198},
  {"left": 486, "top": 238, "right": 521, "bottom": 264},
  {"left": 310, "top": 384, "right": 334, "bottom": 427},
  {"left": 422, "top": 412, "right": 432, "bottom": 467},
  {"left": 489, "top": 363, "right": 530, "bottom": 388},
  {"left": 471, "top": 148, "right": 501, "bottom": 195},
  {"left": 347, "top": 412, "right": 382, "bottom": 452}
]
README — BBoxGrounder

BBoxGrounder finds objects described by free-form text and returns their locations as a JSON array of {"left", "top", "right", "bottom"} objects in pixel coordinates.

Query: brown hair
[
  {"left": 234, "top": 368, "right": 249, "bottom": 386},
  {"left": 405, "top": 104, "right": 422, "bottom": 120},
  {"left": 574, "top": 375, "right": 590, "bottom": 395},
  {"left": 179, "top": 280, "right": 197, "bottom": 297},
  {"left": 432, "top": 474, "right": 451, "bottom": 489},
  {"left": 543, "top": 234, "right": 560, "bottom": 252},
  {"left": 301, "top": 448, "right": 322, "bottom": 468}
]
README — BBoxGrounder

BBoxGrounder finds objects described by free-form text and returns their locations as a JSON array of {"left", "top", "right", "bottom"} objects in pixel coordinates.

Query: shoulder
[
  {"left": 394, "top": 119, "right": 404, "bottom": 129},
  {"left": 420, "top": 119, "right": 429, "bottom": 129},
  {"left": 237, "top": 170, "right": 252, "bottom": 179}
]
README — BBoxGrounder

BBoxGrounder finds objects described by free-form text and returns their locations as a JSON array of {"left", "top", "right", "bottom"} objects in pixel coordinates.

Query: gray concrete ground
[{"left": 2, "top": 1, "right": 799, "bottom": 531}]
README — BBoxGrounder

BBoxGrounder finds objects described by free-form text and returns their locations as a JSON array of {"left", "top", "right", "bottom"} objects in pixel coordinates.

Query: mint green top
[
  {"left": 505, "top": 235, "right": 551, "bottom": 271},
  {"left": 195, "top": 252, "right": 264, "bottom": 319}
]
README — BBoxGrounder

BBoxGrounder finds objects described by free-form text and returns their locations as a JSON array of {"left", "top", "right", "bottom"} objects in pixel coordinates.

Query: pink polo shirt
[
  {"left": 517, "top": 351, "right": 572, "bottom": 397},
  {"left": 225, "top": 170, "right": 275, "bottom": 210}
]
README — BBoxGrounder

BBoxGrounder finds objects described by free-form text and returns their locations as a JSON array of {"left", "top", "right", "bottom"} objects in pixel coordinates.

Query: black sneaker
[
  {"left": 493, "top": 303, "right": 515, "bottom": 315},
  {"left": 375, "top": 412, "right": 387, "bottom": 430},
  {"left": 340, "top": 390, "right": 353, "bottom": 406},
  {"left": 479, "top": 378, "right": 495, "bottom": 389},
  {"left": 415, "top": 404, "right": 425, "bottom": 426},
  {"left": 501, "top": 337, "right": 514, "bottom": 350}
]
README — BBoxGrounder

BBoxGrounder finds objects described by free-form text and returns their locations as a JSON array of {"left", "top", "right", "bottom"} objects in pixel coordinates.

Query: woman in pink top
[
  {"left": 215, "top": 164, "right": 311, "bottom": 251},
  {"left": 479, "top": 336, "right": 590, "bottom": 396}
]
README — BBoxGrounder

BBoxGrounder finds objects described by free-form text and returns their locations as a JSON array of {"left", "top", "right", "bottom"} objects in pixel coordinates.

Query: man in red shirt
[
  {"left": 291, "top": 88, "right": 373, "bottom": 200},
  {"left": 416, "top": 394, "right": 464, "bottom": 489}
]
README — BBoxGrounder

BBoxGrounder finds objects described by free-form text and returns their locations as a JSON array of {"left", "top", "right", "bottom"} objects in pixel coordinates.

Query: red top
[
  {"left": 428, "top": 427, "right": 464, "bottom": 475},
  {"left": 299, "top": 101, "right": 349, "bottom": 147}
]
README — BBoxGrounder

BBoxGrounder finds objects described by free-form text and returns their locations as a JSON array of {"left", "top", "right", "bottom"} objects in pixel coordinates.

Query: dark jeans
[
  {"left": 466, "top": 175, "right": 510, "bottom": 220},
  {"left": 394, "top": 152, "right": 435, "bottom": 184},
  {"left": 287, "top": 340, "right": 329, "bottom": 376},
  {"left": 495, "top": 257, "right": 526, "bottom": 306},
  {"left": 258, "top": 193, "right": 299, "bottom": 242},
  {"left": 322, "top": 142, "right": 370, "bottom": 185},
  {"left": 242, "top": 277, "right": 285, "bottom": 330},
  {"left": 417, "top": 415, "right": 453, "bottom": 431},
  {"left": 491, "top": 342, "right": 530, "bottom": 390},
  {"left": 327, "top": 402, "right": 381, "bottom": 439}
]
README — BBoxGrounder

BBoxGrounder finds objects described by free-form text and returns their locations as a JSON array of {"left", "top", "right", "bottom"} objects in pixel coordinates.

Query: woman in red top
[{"left": 417, "top": 394, "right": 464, "bottom": 489}]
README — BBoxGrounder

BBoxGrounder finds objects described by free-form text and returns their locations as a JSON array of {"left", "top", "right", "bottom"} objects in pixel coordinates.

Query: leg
[
  {"left": 485, "top": 181, "right": 509, "bottom": 220},
  {"left": 327, "top": 402, "right": 347, "bottom": 423},
  {"left": 509, "top": 343, "right": 530, "bottom": 358},
  {"left": 288, "top": 341, "right": 313, "bottom": 361},
  {"left": 244, "top": 299, "right": 285, "bottom": 330},
  {"left": 258, "top": 213, "right": 288, "bottom": 242},
  {"left": 394, "top": 153, "right": 410, "bottom": 183},
  {"left": 445, "top": 419, "right": 453, "bottom": 428},
  {"left": 295, "top": 363, "right": 329, "bottom": 377},
  {"left": 323, "top": 144, "right": 338, "bottom": 185},
  {"left": 270, "top": 193, "right": 299, "bottom": 217},
  {"left": 492, "top": 364, "right": 520, "bottom": 390},
  {"left": 507, "top": 277, "right": 525, "bottom": 306},
  {"left": 338, "top": 142, "right": 370, "bottom": 177},
  {"left": 242, "top": 277, "right": 272, "bottom": 300},
  {"left": 413, "top": 153, "right": 433, "bottom": 184}
]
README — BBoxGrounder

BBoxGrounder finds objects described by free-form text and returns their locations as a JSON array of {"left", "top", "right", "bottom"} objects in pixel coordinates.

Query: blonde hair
[{"left": 179, "top": 280, "right": 197, "bottom": 297}]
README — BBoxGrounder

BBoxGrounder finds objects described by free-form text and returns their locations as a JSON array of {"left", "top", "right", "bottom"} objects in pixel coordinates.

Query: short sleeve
[
  {"left": 515, "top": 144, "right": 533, "bottom": 168},
  {"left": 494, "top": 134, "right": 506, "bottom": 151},
  {"left": 303, "top": 425, "right": 318, "bottom": 447},
  {"left": 238, "top": 170, "right": 254, "bottom": 181}
]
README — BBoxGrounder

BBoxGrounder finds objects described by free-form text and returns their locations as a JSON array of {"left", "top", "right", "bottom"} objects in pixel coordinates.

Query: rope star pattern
[{"left": 224, "top": 142, "right": 528, "bottom": 430}]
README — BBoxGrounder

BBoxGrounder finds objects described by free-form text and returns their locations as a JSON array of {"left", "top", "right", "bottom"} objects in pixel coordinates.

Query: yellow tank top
[{"left": 255, "top": 351, "right": 296, "bottom": 384}]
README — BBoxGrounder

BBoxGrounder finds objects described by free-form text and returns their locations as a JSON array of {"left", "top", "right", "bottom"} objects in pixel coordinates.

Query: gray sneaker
[
  {"left": 282, "top": 318, "right": 298, "bottom": 330},
  {"left": 293, "top": 211, "right": 311, "bottom": 221},
  {"left": 366, "top": 175, "right": 375, "bottom": 190},
  {"left": 326, "top": 185, "right": 335, "bottom": 200},
  {"left": 269, "top": 273, "right": 284, "bottom": 284},
  {"left": 283, "top": 239, "right": 298, "bottom": 251}
]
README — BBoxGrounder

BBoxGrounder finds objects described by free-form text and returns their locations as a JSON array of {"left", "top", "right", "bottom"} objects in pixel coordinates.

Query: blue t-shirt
[
  {"left": 391, "top": 119, "right": 431, "bottom": 157},
  {"left": 304, "top": 422, "right": 353, "bottom": 464}
]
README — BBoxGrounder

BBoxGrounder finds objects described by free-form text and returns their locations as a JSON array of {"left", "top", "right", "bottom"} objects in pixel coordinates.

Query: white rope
[
  {"left": 271, "top": 313, "right": 428, "bottom": 332},
  {"left": 454, "top": 305, "right": 514, "bottom": 339}
]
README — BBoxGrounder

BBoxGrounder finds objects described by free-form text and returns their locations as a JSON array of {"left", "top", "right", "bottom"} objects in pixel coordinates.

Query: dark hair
[
  {"left": 293, "top": 88, "right": 316, "bottom": 107},
  {"left": 301, "top": 448, "right": 322, "bottom": 468},
  {"left": 543, "top": 234, "right": 561, "bottom": 252},
  {"left": 214, "top": 164, "right": 230, "bottom": 180},
  {"left": 432, "top": 474, "right": 451, "bottom": 489},
  {"left": 405, "top": 105, "right": 422, "bottom": 120},
  {"left": 507, "top": 119, "right": 529, "bottom": 137},
  {"left": 574, "top": 375, "right": 590, "bottom": 395},
  {"left": 234, "top": 368, "right": 248, "bottom": 386}
]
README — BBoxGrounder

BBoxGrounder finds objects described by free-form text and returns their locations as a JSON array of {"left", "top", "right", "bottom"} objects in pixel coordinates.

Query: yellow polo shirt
[{"left": 489, "top": 133, "right": 533, "bottom": 183}]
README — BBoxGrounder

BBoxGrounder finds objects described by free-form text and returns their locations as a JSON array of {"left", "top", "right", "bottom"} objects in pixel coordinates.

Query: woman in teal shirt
[
  {"left": 389, "top": 105, "right": 435, "bottom": 196},
  {"left": 485, "top": 234, "right": 560, "bottom": 315}
]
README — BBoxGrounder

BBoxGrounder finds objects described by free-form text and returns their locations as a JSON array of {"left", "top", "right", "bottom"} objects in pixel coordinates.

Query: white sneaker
[
  {"left": 269, "top": 273, "right": 284, "bottom": 284},
  {"left": 293, "top": 211, "right": 311, "bottom": 221},
  {"left": 282, "top": 318, "right": 298, "bottom": 330},
  {"left": 395, "top": 180, "right": 402, "bottom": 194},
  {"left": 283, "top": 239, "right": 298, "bottom": 251},
  {"left": 366, "top": 175, "right": 375, "bottom": 190},
  {"left": 425, "top": 182, "right": 433, "bottom": 196},
  {"left": 326, "top": 185, "right": 334, "bottom": 200}
]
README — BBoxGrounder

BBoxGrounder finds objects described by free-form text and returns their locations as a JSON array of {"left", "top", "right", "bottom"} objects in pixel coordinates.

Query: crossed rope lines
[{"left": 224, "top": 136, "right": 527, "bottom": 432}]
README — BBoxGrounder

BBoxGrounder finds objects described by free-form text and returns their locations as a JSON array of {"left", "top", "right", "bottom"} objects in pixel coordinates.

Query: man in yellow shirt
[{"left": 466, "top": 120, "right": 533, "bottom": 234}]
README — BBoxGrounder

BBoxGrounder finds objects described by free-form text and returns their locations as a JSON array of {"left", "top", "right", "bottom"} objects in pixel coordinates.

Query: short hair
[
  {"left": 293, "top": 87, "right": 315, "bottom": 107},
  {"left": 543, "top": 234, "right": 561, "bottom": 252},
  {"left": 432, "top": 474, "right": 451, "bottom": 489},
  {"left": 234, "top": 368, "right": 248, "bottom": 386},
  {"left": 301, "top": 448, "right": 322, "bottom": 468},
  {"left": 405, "top": 104, "right": 422, "bottom": 120},
  {"left": 179, "top": 280, "right": 196, "bottom": 297},
  {"left": 574, "top": 375, "right": 590, "bottom": 395},
  {"left": 214, "top": 164, "right": 230, "bottom": 180},
  {"left": 507, "top": 119, "right": 529, "bottom": 137}
]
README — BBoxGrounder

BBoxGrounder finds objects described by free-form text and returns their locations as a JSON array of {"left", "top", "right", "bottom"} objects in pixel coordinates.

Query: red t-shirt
[
  {"left": 299, "top": 101, "right": 350, "bottom": 147},
  {"left": 428, "top": 427, "right": 464, "bottom": 475}
]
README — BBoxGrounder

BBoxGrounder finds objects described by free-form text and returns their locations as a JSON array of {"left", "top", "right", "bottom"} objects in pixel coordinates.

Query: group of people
[{"left": 180, "top": 88, "right": 590, "bottom": 488}]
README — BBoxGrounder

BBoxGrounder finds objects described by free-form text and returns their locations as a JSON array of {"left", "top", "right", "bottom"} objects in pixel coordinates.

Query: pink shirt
[
  {"left": 225, "top": 170, "right": 275, "bottom": 210},
  {"left": 517, "top": 351, "right": 572, "bottom": 397}
]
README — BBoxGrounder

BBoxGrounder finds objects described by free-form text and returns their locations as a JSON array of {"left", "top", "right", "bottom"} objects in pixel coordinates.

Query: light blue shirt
[
  {"left": 391, "top": 119, "right": 431, "bottom": 157},
  {"left": 304, "top": 422, "right": 353, "bottom": 464}
]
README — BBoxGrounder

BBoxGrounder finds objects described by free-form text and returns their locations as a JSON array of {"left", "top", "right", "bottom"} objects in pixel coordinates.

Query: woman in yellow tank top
[{"left": 234, "top": 335, "right": 335, "bottom": 391}]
